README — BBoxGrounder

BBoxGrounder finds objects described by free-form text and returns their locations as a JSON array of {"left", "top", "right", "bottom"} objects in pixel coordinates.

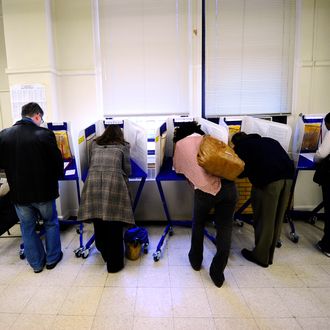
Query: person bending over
[
  {"left": 231, "top": 132, "right": 294, "bottom": 267},
  {"left": 173, "top": 122, "right": 238, "bottom": 287},
  {"left": 78, "top": 125, "right": 134, "bottom": 272}
]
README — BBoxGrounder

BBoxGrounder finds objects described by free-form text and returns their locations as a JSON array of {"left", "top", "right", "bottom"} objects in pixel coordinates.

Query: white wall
[
  {"left": 0, "top": 0, "right": 329, "bottom": 129},
  {"left": 52, "top": 0, "right": 101, "bottom": 135},
  {"left": 294, "top": 0, "right": 330, "bottom": 117},
  {"left": 0, "top": 2, "right": 10, "bottom": 128},
  {"left": 0, "top": 0, "right": 329, "bottom": 217}
]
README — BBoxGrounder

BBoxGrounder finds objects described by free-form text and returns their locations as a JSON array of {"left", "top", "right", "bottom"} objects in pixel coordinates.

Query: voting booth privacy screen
[
  {"left": 46, "top": 122, "right": 80, "bottom": 219},
  {"left": 240, "top": 116, "right": 292, "bottom": 152},
  {"left": 78, "top": 119, "right": 148, "bottom": 183}
]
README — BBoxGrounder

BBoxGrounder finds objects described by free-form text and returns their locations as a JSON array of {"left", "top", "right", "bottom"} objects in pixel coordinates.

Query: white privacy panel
[{"left": 241, "top": 116, "right": 292, "bottom": 152}]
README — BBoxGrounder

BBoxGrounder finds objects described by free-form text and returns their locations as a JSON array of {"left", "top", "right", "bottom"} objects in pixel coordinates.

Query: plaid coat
[{"left": 78, "top": 141, "right": 135, "bottom": 224}]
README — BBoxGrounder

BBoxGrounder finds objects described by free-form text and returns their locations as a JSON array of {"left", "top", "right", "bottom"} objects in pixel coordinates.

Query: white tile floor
[{"left": 0, "top": 220, "right": 330, "bottom": 329}]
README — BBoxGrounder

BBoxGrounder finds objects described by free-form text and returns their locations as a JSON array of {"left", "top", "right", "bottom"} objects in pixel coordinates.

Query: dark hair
[
  {"left": 95, "top": 125, "right": 126, "bottom": 146},
  {"left": 231, "top": 132, "right": 248, "bottom": 146},
  {"left": 324, "top": 113, "right": 330, "bottom": 125},
  {"left": 21, "top": 102, "right": 44, "bottom": 118},
  {"left": 173, "top": 121, "right": 205, "bottom": 143}
]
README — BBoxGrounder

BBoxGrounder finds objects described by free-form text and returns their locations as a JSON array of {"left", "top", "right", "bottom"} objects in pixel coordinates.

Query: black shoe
[
  {"left": 209, "top": 268, "right": 225, "bottom": 288},
  {"left": 34, "top": 260, "right": 46, "bottom": 273},
  {"left": 107, "top": 263, "right": 124, "bottom": 273},
  {"left": 316, "top": 241, "right": 330, "bottom": 257},
  {"left": 241, "top": 249, "right": 268, "bottom": 268},
  {"left": 188, "top": 253, "right": 201, "bottom": 271},
  {"left": 46, "top": 251, "right": 63, "bottom": 270},
  {"left": 34, "top": 268, "right": 43, "bottom": 274}
]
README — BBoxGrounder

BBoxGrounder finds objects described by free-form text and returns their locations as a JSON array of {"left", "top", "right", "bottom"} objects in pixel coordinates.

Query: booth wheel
[
  {"left": 169, "top": 228, "right": 174, "bottom": 237},
  {"left": 289, "top": 232, "right": 299, "bottom": 243},
  {"left": 74, "top": 247, "right": 83, "bottom": 258},
  {"left": 235, "top": 219, "right": 244, "bottom": 227},
  {"left": 143, "top": 244, "right": 149, "bottom": 254},
  {"left": 309, "top": 215, "right": 317, "bottom": 225},
  {"left": 81, "top": 249, "right": 90, "bottom": 259},
  {"left": 276, "top": 240, "right": 282, "bottom": 248},
  {"left": 153, "top": 251, "right": 161, "bottom": 262}
]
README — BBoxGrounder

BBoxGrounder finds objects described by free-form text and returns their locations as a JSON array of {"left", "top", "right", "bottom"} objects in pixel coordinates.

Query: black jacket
[
  {"left": 0, "top": 119, "right": 63, "bottom": 203},
  {"left": 234, "top": 134, "right": 294, "bottom": 188}
]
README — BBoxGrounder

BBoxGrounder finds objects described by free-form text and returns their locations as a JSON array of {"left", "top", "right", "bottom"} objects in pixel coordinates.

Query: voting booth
[
  {"left": 47, "top": 122, "right": 80, "bottom": 220},
  {"left": 78, "top": 118, "right": 148, "bottom": 184},
  {"left": 289, "top": 114, "right": 324, "bottom": 221},
  {"left": 222, "top": 116, "right": 299, "bottom": 242},
  {"left": 220, "top": 116, "right": 292, "bottom": 217}
]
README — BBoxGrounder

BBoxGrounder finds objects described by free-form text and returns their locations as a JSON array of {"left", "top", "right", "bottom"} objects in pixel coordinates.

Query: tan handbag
[
  {"left": 197, "top": 135, "right": 245, "bottom": 181},
  {"left": 125, "top": 242, "right": 142, "bottom": 261}
]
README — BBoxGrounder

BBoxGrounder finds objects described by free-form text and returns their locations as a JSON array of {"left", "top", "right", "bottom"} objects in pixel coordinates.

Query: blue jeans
[{"left": 14, "top": 200, "right": 62, "bottom": 271}]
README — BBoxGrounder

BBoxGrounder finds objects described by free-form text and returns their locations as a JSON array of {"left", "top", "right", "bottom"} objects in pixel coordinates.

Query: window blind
[{"left": 205, "top": 0, "right": 296, "bottom": 116}]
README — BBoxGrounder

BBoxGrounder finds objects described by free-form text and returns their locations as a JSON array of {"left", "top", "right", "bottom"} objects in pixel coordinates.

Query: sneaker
[
  {"left": 46, "top": 251, "right": 63, "bottom": 270},
  {"left": 316, "top": 241, "right": 330, "bottom": 257}
]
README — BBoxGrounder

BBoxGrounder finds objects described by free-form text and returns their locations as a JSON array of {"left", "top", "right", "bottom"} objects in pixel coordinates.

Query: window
[
  {"left": 97, "top": 0, "right": 193, "bottom": 116},
  {"left": 205, "top": 0, "right": 296, "bottom": 117}
]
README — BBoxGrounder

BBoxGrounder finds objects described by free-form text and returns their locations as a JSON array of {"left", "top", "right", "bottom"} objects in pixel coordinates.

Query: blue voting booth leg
[
  {"left": 234, "top": 198, "right": 254, "bottom": 227},
  {"left": 153, "top": 179, "right": 216, "bottom": 262}
]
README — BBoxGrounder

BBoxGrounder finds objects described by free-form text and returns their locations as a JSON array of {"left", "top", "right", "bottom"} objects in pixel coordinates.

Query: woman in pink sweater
[{"left": 173, "top": 122, "right": 237, "bottom": 287}]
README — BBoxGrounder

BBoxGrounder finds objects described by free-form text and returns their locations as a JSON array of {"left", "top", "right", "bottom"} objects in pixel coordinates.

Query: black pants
[
  {"left": 0, "top": 194, "right": 19, "bottom": 235},
  {"left": 189, "top": 180, "right": 237, "bottom": 278},
  {"left": 93, "top": 220, "right": 124, "bottom": 273},
  {"left": 321, "top": 185, "right": 330, "bottom": 252}
]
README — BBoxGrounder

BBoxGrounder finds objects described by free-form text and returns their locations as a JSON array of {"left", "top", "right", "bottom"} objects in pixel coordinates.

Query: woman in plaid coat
[{"left": 78, "top": 125, "right": 134, "bottom": 272}]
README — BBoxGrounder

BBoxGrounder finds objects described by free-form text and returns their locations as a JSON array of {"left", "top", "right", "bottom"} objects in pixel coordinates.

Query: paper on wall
[{"left": 10, "top": 84, "right": 47, "bottom": 123}]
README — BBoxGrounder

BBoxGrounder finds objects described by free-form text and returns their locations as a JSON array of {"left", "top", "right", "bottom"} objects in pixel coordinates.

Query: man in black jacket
[
  {"left": 231, "top": 132, "right": 294, "bottom": 267},
  {"left": 0, "top": 102, "right": 64, "bottom": 273}
]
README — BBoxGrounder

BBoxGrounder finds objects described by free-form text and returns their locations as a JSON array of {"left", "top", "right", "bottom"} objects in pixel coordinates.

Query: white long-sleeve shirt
[{"left": 314, "top": 130, "right": 330, "bottom": 163}]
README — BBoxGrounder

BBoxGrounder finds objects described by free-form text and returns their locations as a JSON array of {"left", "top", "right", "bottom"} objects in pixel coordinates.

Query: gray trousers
[{"left": 251, "top": 179, "right": 292, "bottom": 265}]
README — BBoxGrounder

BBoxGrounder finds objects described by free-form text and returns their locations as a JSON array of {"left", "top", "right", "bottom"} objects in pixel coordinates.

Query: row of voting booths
[
  {"left": 47, "top": 114, "right": 326, "bottom": 259},
  {"left": 151, "top": 114, "right": 325, "bottom": 256}
]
